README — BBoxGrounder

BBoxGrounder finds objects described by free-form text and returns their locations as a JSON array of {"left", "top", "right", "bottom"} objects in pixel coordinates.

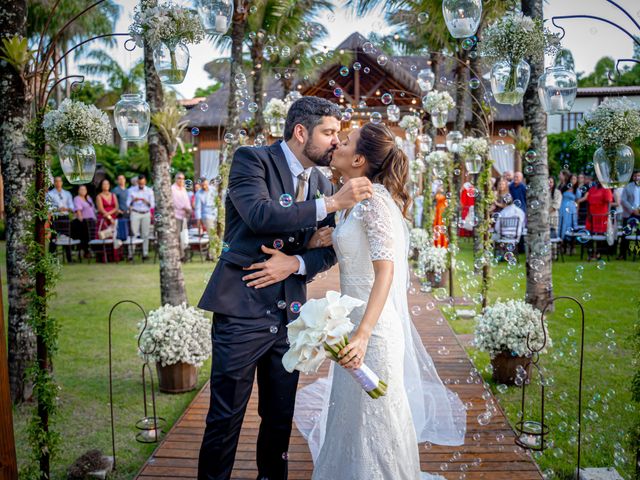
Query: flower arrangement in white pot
[
  {"left": 574, "top": 97, "right": 640, "bottom": 188},
  {"left": 138, "top": 303, "right": 212, "bottom": 393},
  {"left": 399, "top": 114, "right": 423, "bottom": 140},
  {"left": 130, "top": 1, "right": 205, "bottom": 84},
  {"left": 459, "top": 136, "right": 489, "bottom": 174},
  {"left": 264, "top": 98, "right": 290, "bottom": 137},
  {"left": 43, "top": 99, "right": 112, "bottom": 185},
  {"left": 422, "top": 91, "right": 455, "bottom": 129},
  {"left": 481, "top": 12, "right": 560, "bottom": 105},
  {"left": 474, "top": 299, "right": 551, "bottom": 384}
]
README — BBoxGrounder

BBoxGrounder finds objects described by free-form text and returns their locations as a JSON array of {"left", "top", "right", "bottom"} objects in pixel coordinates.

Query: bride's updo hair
[{"left": 355, "top": 122, "right": 411, "bottom": 218}]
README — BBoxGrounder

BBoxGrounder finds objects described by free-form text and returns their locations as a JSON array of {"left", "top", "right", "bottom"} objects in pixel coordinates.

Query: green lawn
[
  {"left": 3, "top": 244, "right": 215, "bottom": 479},
  {"left": 443, "top": 240, "right": 640, "bottom": 479}
]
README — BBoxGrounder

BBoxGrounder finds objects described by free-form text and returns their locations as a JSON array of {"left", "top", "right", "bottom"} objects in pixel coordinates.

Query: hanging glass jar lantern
[
  {"left": 387, "top": 104, "right": 400, "bottom": 122},
  {"left": 419, "top": 134, "right": 432, "bottom": 153},
  {"left": 430, "top": 110, "right": 448, "bottom": 129},
  {"left": 593, "top": 144, "right": 635, "bottom": 188},
  {"left": 442, "top": 0, "right": 482, "bottom": 39},
  {"left": 153, "top": 41, "right": 190, "bottom": 84},
  {"left": 59, "top": 144, "right": 96, "bottom": 185},
  {"left": 537, "top": 66, "right": 577, "bottom": 115},
  {"left": 114, "top": 94, "right": 151, "bottom": 141},
  {"left": 464, "top": 154, "right": 483, "bottom": 174},
  {"left": 269, "top": 118, "right": 286, "bottom": 138},
  {"left": 194, "top": 0, "right": 233, "bottom": 35},
  {"left": 445, "top": 130, "right": 463, "bottom": 153},
  {"left": 417, "top": 68, "right": 435, "bottom": 92},
  {"left": 490, "top": 59, "right": 531, "bottom": 105}
]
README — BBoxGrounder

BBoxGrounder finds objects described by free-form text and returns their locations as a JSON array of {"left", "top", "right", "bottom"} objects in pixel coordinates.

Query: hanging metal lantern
[
  {"left": 445, "top": 130, "right": 463, "bottom": 153},
  {"left": 114, "top": 93, "right": 151, "bottom": 141},
  {"left": 442, "top": 0, "right": 482, "bottom": 39},
  {"left": 537, "top": 66, "right": 577, "bottom": 115},
  {"left": 194, "top": 0, "right": 233, "bottom": 35}
]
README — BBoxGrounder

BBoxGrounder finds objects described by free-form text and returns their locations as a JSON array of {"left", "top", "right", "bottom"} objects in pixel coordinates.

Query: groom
[{"left": 197, "top": 96, "right": 373, "bottom": 480}]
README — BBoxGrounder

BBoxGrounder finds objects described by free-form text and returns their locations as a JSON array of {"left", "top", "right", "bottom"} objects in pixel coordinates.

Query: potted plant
[
  {"left": 574, "top": 97, "right": 640, "bottom": 188},
  {"left": 130, "top": 1, "right": 205, "bottom": 85},
  {"left": 138, "top": 303, "right": 212, "bottom": 393},
  {"left": 43, "top": 98, "right": 112, "bottom": 185},
  {"left": 420, "top": 245, "right": 449, "bottom": 288},
  {"left": 264, "top": 98, "right": 290, "bottom": 137},
  {"left": 480, "top": 12, "right": 560, "bottom": 105},
  {"left": 474, "top": 299, "right": 550, "bottom": 385}
]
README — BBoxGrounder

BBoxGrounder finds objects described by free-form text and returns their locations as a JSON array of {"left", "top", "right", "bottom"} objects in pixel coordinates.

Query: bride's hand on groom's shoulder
[
  {"left": 325, "top": 177, "right": 373, "bottom": 213},
  {"left": 308, "top": 226, "right": 333, "bottom": 249},
  {"left": 338, "top": 330, "right": 370, "bottom": 370}
]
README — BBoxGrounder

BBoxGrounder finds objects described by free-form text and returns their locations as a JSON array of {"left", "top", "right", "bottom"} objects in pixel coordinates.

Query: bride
[{"left": 294, "top": 122, "right": 467, "bottom": 479}]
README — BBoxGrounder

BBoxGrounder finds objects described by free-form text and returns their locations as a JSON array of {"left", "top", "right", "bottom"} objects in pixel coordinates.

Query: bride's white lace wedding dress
[{"left": 294, "top": 183, "right": 467, "bottom": 480}]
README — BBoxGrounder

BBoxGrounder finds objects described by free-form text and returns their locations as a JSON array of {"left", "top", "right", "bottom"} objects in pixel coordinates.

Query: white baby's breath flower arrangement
[
  {"left": 410, "top": 227, "right": 431, "bottom": 251},
  {"left": 283, "top": 291, "right": 388, "bottom": 399},
  {"left": 422, "top": 90, "right": 455, "bottom": 113},
  {"left": 426, "top": 150, "right": 451, "bottom": 179},
  {"left": 43, "top": 98, "right": 111, "bottom": 146},
  {"left": 399, "top": 115, "right": 423, "bottom": 131},
  {"left": 574, "top": 97, "right": 640, "bottom": 150},
  {"left": 138, "top": 303, "right": 212, "bottom": 367},
  {"left": 474, "top": 299, "right": 551, "bottom": 358},
  {"left": 264, "top": 98, "right": 290, "bottom": 123},
  {"left": 459, "top": 137, "right": 489, "bottom": 159},
  {"left": 480, "top": 12, "right": 561, "bottom": 64},
  {"left": 420, "top": 245, "right": 448, "bottom": 275},
  {"left": 129, "top": 1, "right": 205, "bottom": 49}
]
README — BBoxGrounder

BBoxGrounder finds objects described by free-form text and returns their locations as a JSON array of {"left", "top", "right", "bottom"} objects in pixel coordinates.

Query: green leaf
[{"left": 0, "top": 35, "right": 34, "bottom": 72}]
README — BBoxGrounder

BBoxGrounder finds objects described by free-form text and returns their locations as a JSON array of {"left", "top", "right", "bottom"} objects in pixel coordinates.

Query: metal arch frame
[{"left": 551, "top": 0, "right": 640, "bottom": 79}]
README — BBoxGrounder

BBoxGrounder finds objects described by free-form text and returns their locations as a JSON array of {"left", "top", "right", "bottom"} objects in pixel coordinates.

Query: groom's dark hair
[{"left": 284, "top": 96, "right": 341, "bottom": 141}]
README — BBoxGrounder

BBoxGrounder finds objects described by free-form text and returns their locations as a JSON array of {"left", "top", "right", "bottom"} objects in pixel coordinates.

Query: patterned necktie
[{"left": 295, "top": 171, "right": 309, "bottom": 202}]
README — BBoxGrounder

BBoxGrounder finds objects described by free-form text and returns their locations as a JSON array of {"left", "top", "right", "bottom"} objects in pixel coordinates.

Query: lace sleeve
[{"left": 362, "top": 190, "right": 394, "bottom": 262}]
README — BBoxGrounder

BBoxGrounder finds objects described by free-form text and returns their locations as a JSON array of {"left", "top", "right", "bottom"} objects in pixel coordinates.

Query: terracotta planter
[
  {"left": 491, "top": 351, "right": 532, "bottom": 386},
  {"left": 156, "top": 361, "right": 198, "bottom": 393},
  {"left": 427, "top": 270, "right": 448, "bottom": 288}
]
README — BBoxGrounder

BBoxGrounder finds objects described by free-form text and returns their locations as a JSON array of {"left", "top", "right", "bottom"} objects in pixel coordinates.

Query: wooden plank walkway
[{"left": 136, "top": 267, "right": 543, "bottom": 479}]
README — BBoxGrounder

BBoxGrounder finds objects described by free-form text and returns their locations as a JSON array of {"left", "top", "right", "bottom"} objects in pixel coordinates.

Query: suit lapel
[
  {"left": 307, "top": 168, "right": 319, "bottom": 201},
  {"left": 267, "top": 141, "right": 295, "bottom": 195}
]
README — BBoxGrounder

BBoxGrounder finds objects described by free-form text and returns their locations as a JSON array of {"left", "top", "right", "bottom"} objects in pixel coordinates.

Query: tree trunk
[
  {"left": 143, "top": 14, "right": 188, "bottom": 306},
  {"left": 251, "top": 41, "right": 265, "bottom": 134},
  {"left": 521, "top": 0, "right": 553, "bottom": 311},
  {"left": 0, "top": 0, "right": 36, "bottom": 405},
  {"left": 281, "top": 75, "right": 293, "bottom": 97}
]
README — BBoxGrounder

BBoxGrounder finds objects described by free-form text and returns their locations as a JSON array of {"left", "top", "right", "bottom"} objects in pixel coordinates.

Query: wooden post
[{"left": 0, "top": 273, "right": 19, "bottom": 480}]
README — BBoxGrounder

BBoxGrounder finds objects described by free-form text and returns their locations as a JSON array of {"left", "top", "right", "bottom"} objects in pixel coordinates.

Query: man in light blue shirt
[
  {"left": 126, "top": 174, "right": 155, "bottom": 259},
  {"left": 46, "top": 176, "right": 74, "bottom": 216},
  {"left": 194, "top": 178, "right": 218, "bottom": 233}
]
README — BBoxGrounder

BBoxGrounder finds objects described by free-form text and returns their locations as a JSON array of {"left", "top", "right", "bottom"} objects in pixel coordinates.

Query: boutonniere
[{"left": 314, "top": 190, "right": 324, "bottom": 199}]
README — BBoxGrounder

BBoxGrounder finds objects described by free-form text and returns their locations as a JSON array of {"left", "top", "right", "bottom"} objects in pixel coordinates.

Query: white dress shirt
[
  {"left": 280, "top": 141, "right": 329, "bottom": 276},
  {"left": 46, "top": 188, "right": 74, "bottom": 215}
]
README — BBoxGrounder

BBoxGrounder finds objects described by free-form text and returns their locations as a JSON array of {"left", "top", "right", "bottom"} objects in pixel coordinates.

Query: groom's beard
[{"left": 303, "top": 141, "right": 335, "bottom": 167}]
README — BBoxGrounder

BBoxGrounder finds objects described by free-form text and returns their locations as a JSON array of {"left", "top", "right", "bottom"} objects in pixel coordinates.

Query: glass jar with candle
[
  {"left": 442, "top": 0, "right": 482, "bottom": 38},
  {"left": 195, "top": 0, "right": 234, "bottom": 35},
  {"left": 114, "top": 93, "right": 151, "bottom": 142},
  {"left": 537, "top": 66, "right": 577, "bottom": 115}
]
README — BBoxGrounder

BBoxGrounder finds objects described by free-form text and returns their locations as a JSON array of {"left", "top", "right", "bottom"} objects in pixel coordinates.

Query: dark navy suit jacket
[{"left": 198, "top": 141, "right": 337, "bottom": 321}]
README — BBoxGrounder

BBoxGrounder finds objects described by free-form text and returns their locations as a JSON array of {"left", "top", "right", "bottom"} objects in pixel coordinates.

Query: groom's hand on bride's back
[{"left": 325, "top": 177, "right": 373, "bottom": 213}]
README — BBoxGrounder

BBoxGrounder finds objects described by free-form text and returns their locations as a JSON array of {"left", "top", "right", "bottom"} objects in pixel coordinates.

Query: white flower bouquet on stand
[
  {"left": 459, "top": 136, "right": 489, "bottom": 174},
  {"left": 426, "top": 150, "right": 451, "bottom": 179},
  {"left": 264, "top": 98, "right": 290, "bottom": 137},
  {"left": 43, "top": 98, "right": 111, "bottom": 184},
  {"left": 422, "top": 91, "right": 455, "bottom": 128},
  {"left": 399, "top": 115, "right": 423, "bottom": 140},
  {"left": 282, "top": 291, "right": 388, "bottom": 399}
]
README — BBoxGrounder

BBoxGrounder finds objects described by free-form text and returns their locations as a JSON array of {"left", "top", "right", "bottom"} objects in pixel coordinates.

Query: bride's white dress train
[{"left": 294, "top": 184, "right": 467, "bottom": 480}]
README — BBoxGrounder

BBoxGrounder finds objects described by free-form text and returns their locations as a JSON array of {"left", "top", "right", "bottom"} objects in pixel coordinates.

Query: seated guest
[
  {"left": 494, "top": 194, "right": 526, "bottom": 242},
  {"left": 580, "top": 180, "right": 613, "bottom": 260},
  {"left": 509, "top": 171, "right": 527, "bottom": 213},
  {"left": 492, "top": 178, "right": 509, "bottom": 214},
  {"left": 502, "top": 170, "right": 514, "bottom": 183},
  {"left": 72, "top": 185, "right": 96, "bottom": 258},
  {"left": 618, "top": 170, "right": 640, "bottom": 259},
  {"left": 46, "top": 176, "right": 74, "bottom": 262}
]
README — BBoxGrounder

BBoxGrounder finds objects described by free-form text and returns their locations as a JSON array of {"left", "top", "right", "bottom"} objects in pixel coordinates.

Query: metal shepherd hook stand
[
  {"left": 108, "top": 300, "right": 166, "bottom": 471},
  {"left": 514, "top": 296, "right": 586, "bottom": 479}
]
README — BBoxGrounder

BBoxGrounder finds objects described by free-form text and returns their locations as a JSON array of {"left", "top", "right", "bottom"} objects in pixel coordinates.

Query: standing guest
[
  {"left": 96, "top": 179, "right": 120, "bottom": 233},
  {"left": 172, "top": 172, "right": 193, "bottom": 258},
  {"left": 548, "top": 176, "right": 562, "bottom": 236},
  {"left": 191, "top": 179, "right": 202, "bottom": 216},
  {"left": 72, "top": 185, "right": 96, "bottom": 258},
  {"left": 618, "top": 170, "right": 640, "bottom": 259},
  {"left": 509, "top": 171, "right": 527, "bottom": 213},
  {"left": 502, "top": 170, "right": 514, "bottom": 183},
  {"left": 112, "top": 175, "right": 129, "bottom": 218},
  {"left": 127, "top": 174, "right": 154, "bottom": 260},
  {"left": 558, "top": 170, "right": 579, "bottom": 241},
  {"left": 46, "top": 176, "right": 74, "bottom": 262},
  {"left": 492, "top": 178, "right": 510, "bottom": 214},
  {"left": 576, "top": 172, "right": 589, "bottom": 225},
  {"left": 433, "top": 183, "right": 449, "bottom": 248},
  {"left": 195, "top": 179, "right": 217, "bottom": 260},
  {"left": 459, "top": 181, "right": 475, "bottom": 237},
  {"left": 580, "top": 180, "right": 613, "bottom": 260}
]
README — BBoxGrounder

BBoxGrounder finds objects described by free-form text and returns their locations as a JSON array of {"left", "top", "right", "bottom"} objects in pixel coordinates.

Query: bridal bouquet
[
  {"left": 282, "top": 291, "right": 388, "bottom": 399},
  {"left": 422, "top": 90, "right": 455, "bottom": 113},
  {"left": 130, "top": 1, "right": 205, "bottom": 49},
  {"left": 43, "top": 98, "right": 111, "bottom": 146}
]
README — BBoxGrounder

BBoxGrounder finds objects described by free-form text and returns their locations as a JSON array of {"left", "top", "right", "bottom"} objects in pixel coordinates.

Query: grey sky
[{"left": 92, "top": 0, "right": 638, "bottom": 98}]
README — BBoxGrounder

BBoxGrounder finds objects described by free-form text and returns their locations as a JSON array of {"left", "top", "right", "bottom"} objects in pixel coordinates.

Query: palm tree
[{"left": 521, "top": 0, "right": 553, "bottom": 311}]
